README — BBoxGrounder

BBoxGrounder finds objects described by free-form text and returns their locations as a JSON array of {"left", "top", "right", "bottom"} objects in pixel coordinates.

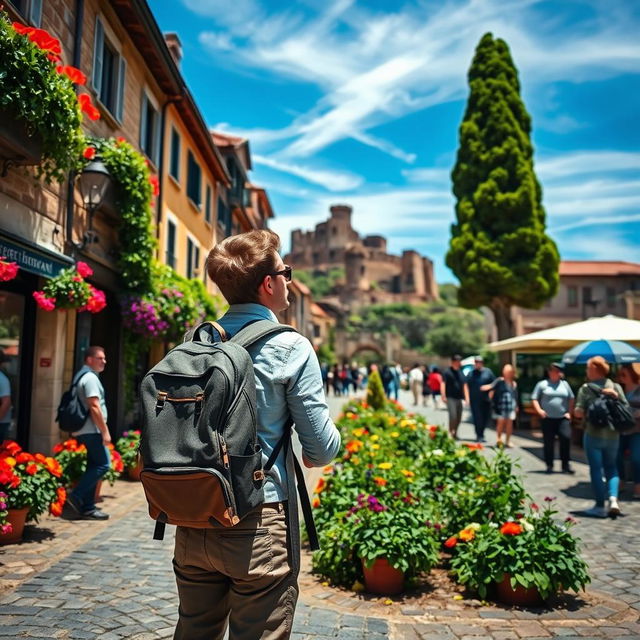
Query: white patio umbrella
[{"left": 487, "top": 315, "right": 640, "bottom": 353}]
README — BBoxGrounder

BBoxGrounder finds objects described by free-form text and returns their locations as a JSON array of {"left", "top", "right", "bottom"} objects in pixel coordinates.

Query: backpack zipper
[{"left": 218, "top": 433, "right": 230, "bottom": 468}]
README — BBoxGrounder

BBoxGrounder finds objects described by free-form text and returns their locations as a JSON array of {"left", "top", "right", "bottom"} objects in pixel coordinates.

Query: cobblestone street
[{"left": 1, "top": 390, "right": 639, "bottom": 639}]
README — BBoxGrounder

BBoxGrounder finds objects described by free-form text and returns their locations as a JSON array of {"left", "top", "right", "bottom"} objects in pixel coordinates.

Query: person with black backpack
[
  {"left": 160, "top": 230, "right": 341, "bottom": 640},
  {"left": 574, "top": 356, "right": 630, "bottom": 518},
  {"left": 63, "top": 346, "right": 111, "bottom": 521}
]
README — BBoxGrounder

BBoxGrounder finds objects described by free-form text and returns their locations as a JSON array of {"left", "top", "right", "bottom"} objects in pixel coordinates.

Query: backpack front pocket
[
  {"left": 229, "top": 447, "right": 265, "bottom": 518},
  {"left": 141, "top": 467, "right": 239, "bottom": 527}
]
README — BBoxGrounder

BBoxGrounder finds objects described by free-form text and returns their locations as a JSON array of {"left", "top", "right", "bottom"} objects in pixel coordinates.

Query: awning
[{"left": 488, "top": 315, "right": 640, "bottom": 353}]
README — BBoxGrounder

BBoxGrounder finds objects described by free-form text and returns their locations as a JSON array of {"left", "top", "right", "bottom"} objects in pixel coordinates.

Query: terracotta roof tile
[{"left": 560, "top": 261, "right": 640, "bottom": 277}]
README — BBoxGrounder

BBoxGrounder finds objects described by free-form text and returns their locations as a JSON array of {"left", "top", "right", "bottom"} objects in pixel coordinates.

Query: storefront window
[{"left": 0, "top": 290, "right": 24, "bottom": 440}]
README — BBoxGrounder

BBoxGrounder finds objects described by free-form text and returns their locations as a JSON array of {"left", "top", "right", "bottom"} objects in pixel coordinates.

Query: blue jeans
[
  {"left": 583, "top": 432, "right": 619, "bottom": 506},
  {"left": 618, "top": 432, "right": 640, "bottom": 484},
  {"left": 70, "top": 433, "right": 110, "bottom": 513}
]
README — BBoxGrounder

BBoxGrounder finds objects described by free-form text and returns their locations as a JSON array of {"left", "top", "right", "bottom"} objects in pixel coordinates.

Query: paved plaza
[{"left": 0, "top": 390, "right": 639, "bottom": 639}]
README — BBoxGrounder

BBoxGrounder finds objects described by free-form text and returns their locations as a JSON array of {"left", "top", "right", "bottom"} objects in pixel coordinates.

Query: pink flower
[
  {"left": 33, "top": 291, "right": 56, "bottom": 311},
  {"left": 75, "top": 261, "right": 93, "bottom": 278},
  {"left": 0, "top": 259, "right": 19, "bottom": 282},
  {"left": 82, "top": 286, "right": 106, "bottom": 314}
]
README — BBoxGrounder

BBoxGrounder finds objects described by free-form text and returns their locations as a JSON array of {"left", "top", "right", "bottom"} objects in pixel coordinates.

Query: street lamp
[{"left": 75, "top": 156, "right": 111, "bottom": 248}]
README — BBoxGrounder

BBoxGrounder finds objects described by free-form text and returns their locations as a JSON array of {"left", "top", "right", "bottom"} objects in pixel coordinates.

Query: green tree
[
  {"left": 366, "top": 369, "right": 386, "bottom": 411},
  {"left": 446, "top": 33, "right": 559, "bottom": 343},
  {"left": 425, "top": 308, "right": 485, "bottom": 358}
]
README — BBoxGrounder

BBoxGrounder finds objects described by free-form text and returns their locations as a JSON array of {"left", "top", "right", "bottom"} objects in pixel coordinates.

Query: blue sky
[{"left": 150, "top": 0, "right": 640, "bottom": 283}]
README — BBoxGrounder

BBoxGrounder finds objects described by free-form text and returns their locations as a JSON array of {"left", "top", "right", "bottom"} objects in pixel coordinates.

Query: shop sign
[{"left": 0, "top": 236, "right": 70, "bottom": 279}]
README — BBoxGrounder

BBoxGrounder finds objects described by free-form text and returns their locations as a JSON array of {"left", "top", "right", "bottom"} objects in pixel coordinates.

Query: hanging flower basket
[
  {"left": 32, "top": 261, "right": 106, "bottom": 313},
  {"left": 0, "top": 11, "right": 97, "bottom": 181}
]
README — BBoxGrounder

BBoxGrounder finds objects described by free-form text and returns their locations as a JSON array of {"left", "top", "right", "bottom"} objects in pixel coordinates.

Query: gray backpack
[{"left": 139, "top": 319, "right": 316, "bottom": 543}]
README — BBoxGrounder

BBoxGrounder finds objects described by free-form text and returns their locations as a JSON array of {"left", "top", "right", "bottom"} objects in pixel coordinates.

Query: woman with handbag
[{"left": 574, "top": 356, "right": 628, "bottom": 518}]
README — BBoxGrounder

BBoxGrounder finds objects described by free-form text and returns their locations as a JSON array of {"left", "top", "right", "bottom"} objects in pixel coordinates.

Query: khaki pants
[{"left": 173, "top": 502, "right": 298, "bottom": 640}]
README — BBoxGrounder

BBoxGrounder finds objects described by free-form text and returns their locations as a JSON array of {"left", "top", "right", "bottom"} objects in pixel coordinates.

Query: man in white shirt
[
  {"left": 408, "top": 363, "right": 424, "bottom": 406},
  {"left": 65, "top": 346, "right": 111, "bottom": 520}
]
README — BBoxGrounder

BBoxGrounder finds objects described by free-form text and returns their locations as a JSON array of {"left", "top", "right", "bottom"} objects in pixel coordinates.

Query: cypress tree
[
  {"left": 446, "top": 33, "right": 559, "bottom": 343},
  {"left": 366, "top": 368, "right": 387, "bottom": 411}
]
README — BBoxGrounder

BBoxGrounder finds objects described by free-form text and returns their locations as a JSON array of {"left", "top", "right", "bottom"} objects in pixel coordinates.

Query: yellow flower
[
  {"left": 346, "top": 412, "right": 355, "bottom": 419},
  {"left": 3, "top": 456, "right": 16, "bottom": 467},
  {"left": 453, "top": 594, "right": 463, "bottom": 601},
  {"left": 352, "top": 580, "right": 365, "bottom": 593},
  {"left": 388, "top": 417, "right": 398, "bottom": 425},
  {"left": 378, "top": 462, "right": 393, "bottom": 470},
  {"left": 352, "top": 427, "right": 366, "bottom": 437},
  {"left": 390, "top": 431, "right": 399, "bottom": 438},
  {"left": 400, "top": 419, "right": 409, "bottom": 428},
  {"left": 321, "top": 581, "right": 329, "bottom": 587},
  {"left": 352, "top": 456, "right": 360, "bottom": 465},
  {"left": 384, "top": 599, "right": 393, "bottom": 605},
  {"left": 371, "top": 444, "right": 380, "bottom": 450},
  {"left": 370, "top": 434, "right": 379, "bottom": 442},
  {"left": 459, "top": 527, "right": 476, "bottom": 542},
  {"left": 400, "top": 469, "right": 415, "bottom": 477},
  {"left": 476, "top": 475, "right": 487, "bottom": 483}
]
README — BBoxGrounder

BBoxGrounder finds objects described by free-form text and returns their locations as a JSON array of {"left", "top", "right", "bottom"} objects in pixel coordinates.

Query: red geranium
[
  {"left": 500, "top": 522, "right": 524, "bottom": 536},
  {"left": 56, "top": 65, "right": 87, "bottom": 85},
  {"left": 82, "top": 147, "right": 96, "bottom": 160},
  {"left": 75, "top": 261, "right": 93, "bottom": 278},
  {"left": 444, "top": 536, "right": 458, "bottom": 548},
  {"left": 12, "top": 22, "right": 62, "bottom": 56},
  {"left": 33, "top": 291, "right": 56, "bottom": 311},
  {"left": 78, "top": 93, "right": 101, "bottom": 121},
  {"left": 0, "top": 258, "right": 19, "bottom": 282},
  {"left": 149, "top": 174, "right": 160, "bottom": 197}
]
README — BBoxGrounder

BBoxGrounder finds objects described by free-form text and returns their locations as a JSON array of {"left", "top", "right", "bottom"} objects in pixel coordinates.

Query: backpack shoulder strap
[
  {"left": 189, "top": 320, "right": 229, "bottom": 343},
  {"left": 230, "top": 319, "right": 297, "bottom": 349},
  {"left": 587, "top": 382, "right": 603, "bottom": 395}
]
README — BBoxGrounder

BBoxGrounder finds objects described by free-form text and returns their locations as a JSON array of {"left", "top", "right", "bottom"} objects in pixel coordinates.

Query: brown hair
[
  {"left": 84, "top": 345, "right": 105, "bottom": 360},
  {"left": 587, "top": 356, "right": 610, "bottom": 377},
  {"left": 206, "top": 230, "right": 281, "bottom": 304},
  {"left": 620, "top": 363, "right": 640, "bottom": 385}
]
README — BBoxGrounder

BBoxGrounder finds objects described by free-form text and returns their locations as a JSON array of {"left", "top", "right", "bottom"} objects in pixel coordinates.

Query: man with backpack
[
  {"left": 574, "top": 356, "right": 630, "bottom": 518},
  {"left": 64, "top": 346, "right": 111, "bottom": 521},
  {"left": 167, "top": 229, "right": 341, "bottom": 640}
]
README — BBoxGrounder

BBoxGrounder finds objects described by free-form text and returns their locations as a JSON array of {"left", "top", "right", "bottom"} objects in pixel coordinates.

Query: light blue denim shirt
[{"left": 215, "top": 303, "right": 341, "bottom": 503}]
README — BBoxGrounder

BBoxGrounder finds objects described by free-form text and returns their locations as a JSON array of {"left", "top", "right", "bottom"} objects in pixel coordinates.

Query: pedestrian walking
[
  {"left": 482, "top": 364, "right": 518, "bottom": 448},
  {"left": 616, "top": 363, "right": 640, "bottom": 501},
  {"left": 421, "top": 365, "right": 431, "bottom": 407},
  {"left": 427, "top": 366, "right": 443, "bottom": 409},
  {"left": 381, "top": 364, "right": 393, "bottom": 397},
  {"left": 64, "top": 345, "right": 111, "bottom": 521},
  {"left": 441, "top": 355, "right": 469, "bottom": 439},
  {"left": 320, "top": 362, "right": 329, "bottom": 395},
  {"left": 172, "top": 229, "right": 341, "bottom": 639},
  {"left": 408, "top": 362, "right": 424, "bottom": 406},
  {"left": 465, "top": 356, "right": 495, "bottom": 442},
  {"left": 332, "top": 364, "right": 342, "bottom": 396},
  {"left": 574, "top": 356, "right": 627, "bottom": 518},
  {"left": 531, "top": 362, "right": 575, "bottom": 474},
  {"left": 0, "top": 350, "right": 12, "bottom": 442}
]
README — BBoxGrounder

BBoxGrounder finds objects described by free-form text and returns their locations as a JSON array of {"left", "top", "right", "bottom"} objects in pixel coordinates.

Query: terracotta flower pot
[
  {"left": 0, "top": 507, "right": 30, "bottom": 545},
  {"left": 127, "top": 458, "right": 143, "bottom": 481},
  {"left": 361, "top": 557, "right": 404, "bottom": 595},
  {"left": 495, "top": 573, "right": 543, "bottom": 606}
]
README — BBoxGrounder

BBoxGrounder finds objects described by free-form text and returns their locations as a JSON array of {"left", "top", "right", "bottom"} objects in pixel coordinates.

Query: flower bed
[{"left": 311, "top": 397, "right": 590, "bottom": 603}]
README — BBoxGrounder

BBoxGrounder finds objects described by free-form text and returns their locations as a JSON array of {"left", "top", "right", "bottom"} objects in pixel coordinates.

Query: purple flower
[{"left": 544, "top": 496, "right": 555, "bottom": 502}]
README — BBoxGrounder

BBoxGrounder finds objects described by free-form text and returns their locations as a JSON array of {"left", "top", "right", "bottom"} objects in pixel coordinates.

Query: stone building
[{"left": 286, "top": 204, "right": 439, "bottom": 310}]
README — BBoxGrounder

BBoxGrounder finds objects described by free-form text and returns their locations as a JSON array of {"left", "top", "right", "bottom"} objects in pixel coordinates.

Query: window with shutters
[
  {"left": 187, "top": 151, "right": 202, "bottom": 208},
  {"left": 8, "top": 0, "right": 42, "bottom": 25},
  {"left": 217, "top": 196, "right": 230, "bottom": 236},
  {"left": 140, "top": 92, "right": 161, "bottom": 166},
  {"left": 186, "top": 238, "right": 199, "bottom": 279},
  {"left": 92, "top": 17, "right": 126, "bottom": 121},
  {"left": 205, "top": 185, "right": 212, "bottom": 224},
  {"left": 166, "top": 220, "right": 177, "bottom": 269},
  {"left": 606, "top": 287, "right": 617, "bottom": 308},
  {"left": 567, "top": 286, "right": 578, "bottom": 308},
  {"left": 169, "top": 127, "right": 180, "bottom": 182}
]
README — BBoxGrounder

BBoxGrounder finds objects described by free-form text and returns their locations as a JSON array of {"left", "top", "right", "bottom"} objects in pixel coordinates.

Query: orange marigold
[
  {"left": 373, "top": 476, "right": 387, "bottom": 486},
  {"left": 312, "top": 497, "right": 321, "bottom": 508},
  {"left": 345, "top": 439, "right": 363, "bottom": 453},
  {"left": 49, "top": 501, "right": 63, "bottom": 517},
  {"left": 459, "top": 528, "right": 476, "bottom": 542},
  {"left": 314, "top": 478, "right": 326, "bottom": 494}
]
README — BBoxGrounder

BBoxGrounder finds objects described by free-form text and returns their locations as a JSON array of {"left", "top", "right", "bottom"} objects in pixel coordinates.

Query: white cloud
[
  {"left": 253, "top": 154, "right": 363, "bottom": 191},
  {"left": 537, "top": 151, "right": 640, "bottom": 179},
  {"left": 190, "top": 0, "right": 640, "bottom": 162}
]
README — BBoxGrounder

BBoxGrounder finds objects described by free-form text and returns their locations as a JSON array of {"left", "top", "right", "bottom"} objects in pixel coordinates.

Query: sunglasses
[{"left": 270, "top": 265, "right": 292, "bottom": 282}]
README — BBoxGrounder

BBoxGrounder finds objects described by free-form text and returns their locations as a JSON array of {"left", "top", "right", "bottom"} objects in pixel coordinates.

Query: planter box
[{"left": 0, "top": 110, "right": 43, "bottom": 175}]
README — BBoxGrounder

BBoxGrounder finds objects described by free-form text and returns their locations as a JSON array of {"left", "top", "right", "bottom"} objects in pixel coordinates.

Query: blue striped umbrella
[{"left": 562, "top": 339, "right": 640, "bottom": 365}]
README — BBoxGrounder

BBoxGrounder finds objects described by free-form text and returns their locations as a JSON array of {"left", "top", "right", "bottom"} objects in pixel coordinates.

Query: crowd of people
[{"left": 320, "top": 353, "right": 640, "bottom": 520}]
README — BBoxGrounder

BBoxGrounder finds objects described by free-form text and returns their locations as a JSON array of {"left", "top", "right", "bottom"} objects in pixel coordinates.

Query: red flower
[
  {"left": 149, "top": 175, "right": 160, "bottom": 197},
  {"left": 1, "top": 441, "right": 22, "bottom": 456},
  {"left": 25, "top": 463, "right": 39, "bottom": 476},
  {"left": 444, "top": 536, "right": 458, "bottom": 548},
  {"left": 78, "top": 94, "right": 101, "bottom": 121},
  {"left": 16, "top": 452, "right": 34, "bottom": 464},
  {"left": 13, "top": 23, "right": 62, "bottom": 56},
  {"left": 84, "top": 286, "right": 107, "bottom": 314},
  {"left": 116, "top": 137, "right": 126, "bottom": 144},
  {"left": 500, "top": 522, "right": 524, "bottom": 536},
  {"left": 33, "top": 291, "right": 56, "bottom": 311},
  {"left": 49, "top": 501, "right": 63, "bottom": 517},
  {"left": 82, "top": 147, "right": 96, "bottom": 160},
  {"left": 0, "top": 258, "right": 19, "bottom": 282},
  {"left": 75, "top": 261, "right": 93, "bottom": 278},
  {"left": 12, "top": 22, "right": 35, "bottom": 36},
  {"left": 57, "top": 65, "right": 87, "bottom": 85}
]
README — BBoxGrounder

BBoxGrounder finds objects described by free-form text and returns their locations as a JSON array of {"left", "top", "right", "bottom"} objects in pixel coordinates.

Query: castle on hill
[{"left": 285, "top": 204, "right": 439, "bottom": 310}]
